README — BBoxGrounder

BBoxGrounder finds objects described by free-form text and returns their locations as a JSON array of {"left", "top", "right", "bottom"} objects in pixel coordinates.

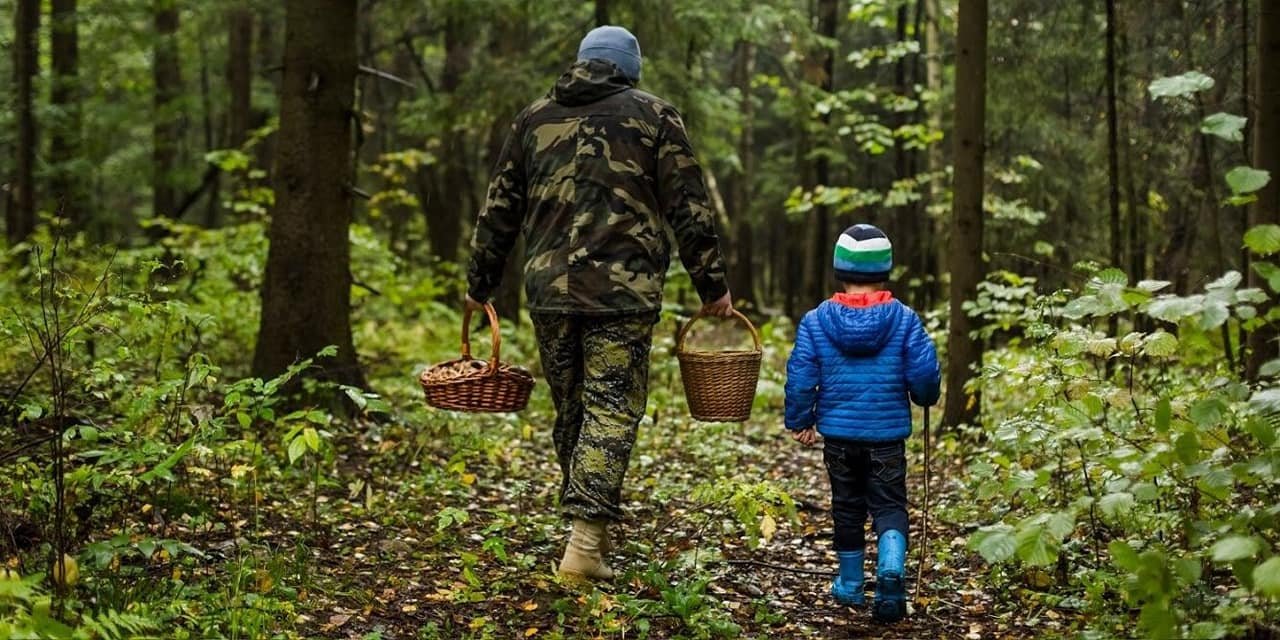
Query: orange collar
[{"left": 831, "top": 290, "right": 894, "bottom": 308}]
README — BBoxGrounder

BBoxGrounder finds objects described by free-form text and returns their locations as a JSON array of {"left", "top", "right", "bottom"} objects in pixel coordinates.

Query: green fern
[{"left": 79, "top": 610, "right": 159, "bottom": 640}]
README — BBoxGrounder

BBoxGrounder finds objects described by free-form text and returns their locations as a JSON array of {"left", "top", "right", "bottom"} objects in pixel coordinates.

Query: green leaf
[
  {"left": 1109, "top": 540, "right": 1140, "bottom": 571},
  {"left": 1099, "top": 492, "right": 1135, "bottom": 519},
  {"left": 1190, "top": 398, "right": 1226, "bottom": 427},
  {"left": 1226, "top": 166, "right": 1271, "bottom": 195},
  {"left": 1253, "top": 557, "right": 1280, "bottom": 597},
  {"left": 1206, "top": 270, "right": 1243, "bottom": 290},
  {"left": 1092, "top": 268, "right": 1129, "bottom": 287},
  {"left": 1200, "top": 112, "right": 1247, "bottom": 142},
  {"left": 1199, "top": 302, "right": 1231, "bottom": 330},
  {"left": 1175, "top": 431, "right": 1201, "bottom": 464},
  {"left": 1245, "top": 226, "right": 1280, "bottom": 256},
  {"left": 1148, "top": 71, "right": 1215, "bottom": 99},
  {"left": 1142, "top": 331, "right": 1179, "bottom": 357},
  {"left": 287, "top": 436, "right": 307, "bottom": 464},
  {"left": 303, "top": 427, "right": 322, "bottom": 452},
  {"left": 1155, "top": 397, "right": 1172, "bottom": 432},
  {"left": 1087, "top": 338, "right": 1117, "bottom": 358},
  {"left": 1190, "top": 622, "right": 1227, "bottom": 640},
  {"left": 1015, "top": 522, "right": 1059, "bottom": 567},
  {"left": 971, "top": 525, "right": 1016, "bottom": 563},
  {"left": 1147, "top": 296, "right": 1203, "bottom": 322},
  {"left": 1255, "top": 263, "right": 1280, "bottom": 295},
  {"left": 1211, "top": 536, "right": 1261, "bottom": 562}
]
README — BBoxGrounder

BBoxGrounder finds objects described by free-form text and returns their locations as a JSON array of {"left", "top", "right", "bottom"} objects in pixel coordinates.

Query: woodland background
[{"left": 2, "top": 0, "right": 1280, "bottom": 638}]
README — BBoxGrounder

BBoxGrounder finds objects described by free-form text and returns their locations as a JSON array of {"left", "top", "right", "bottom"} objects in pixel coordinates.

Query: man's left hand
[{"left": 465, "top": 294, "right": 485, "bottom": 313}]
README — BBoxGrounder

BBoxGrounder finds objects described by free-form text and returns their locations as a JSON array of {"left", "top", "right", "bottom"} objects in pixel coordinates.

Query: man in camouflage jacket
[{"left": 465, "top": 26, "right": 732, "bottom": 581}]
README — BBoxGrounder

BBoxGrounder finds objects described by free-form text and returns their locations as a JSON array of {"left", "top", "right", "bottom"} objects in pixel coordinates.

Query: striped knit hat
[{"left": 833, "top": 224, "right": 893, "bottom": 283}]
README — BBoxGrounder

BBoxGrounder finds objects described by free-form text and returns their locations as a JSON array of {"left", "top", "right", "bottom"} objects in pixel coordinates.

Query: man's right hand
[
  {"left": 701, "top": 291, "right": 734, "bottom": 318},
  {"left": 465, "top": 294, "right": 485, "bottom": 313}
]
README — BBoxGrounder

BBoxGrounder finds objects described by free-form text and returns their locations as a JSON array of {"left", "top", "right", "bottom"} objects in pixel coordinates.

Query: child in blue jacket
[{"left": 784, "top": 223, "right": 941, "bottom": 623}]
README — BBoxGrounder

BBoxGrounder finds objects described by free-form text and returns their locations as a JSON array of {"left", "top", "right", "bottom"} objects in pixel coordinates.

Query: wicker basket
[
  {"left": 419, "top": 302, "right": 534, "bottom": 413},
  {"left": 676, "top": 309, "right": 763, "bottom": 423}
]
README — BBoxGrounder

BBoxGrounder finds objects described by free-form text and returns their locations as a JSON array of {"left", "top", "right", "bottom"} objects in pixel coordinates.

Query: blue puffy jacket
[{"left": 784, "top": 293, "right": 941, "bottom": 442}]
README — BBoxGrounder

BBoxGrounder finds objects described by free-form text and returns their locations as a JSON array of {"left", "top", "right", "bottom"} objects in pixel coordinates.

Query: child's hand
[{"left": 790, "top": 427, "right": 818, "bottom": 446}]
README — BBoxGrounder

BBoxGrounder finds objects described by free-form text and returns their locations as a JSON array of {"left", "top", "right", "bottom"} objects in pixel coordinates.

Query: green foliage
[
  {"left": 1245, "top": 225, "right": 1280, "bottom": 257},
  {"left": 1200, "top": 112, "right": 1247, "bottom": 142},
  {"left": 1148, "top": 71, "right": 1215, "bottom": 100},
  {"left": 1226, "top": 167, "right": 1272, "bottom": 196},
  {"left": 1, "top": 574, "right": 158, "bottom": 639},
  {"left": 961, "top": 260, "right": 1280, "bottom": 638}
]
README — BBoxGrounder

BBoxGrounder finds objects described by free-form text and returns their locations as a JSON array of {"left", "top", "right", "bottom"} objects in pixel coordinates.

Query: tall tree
[
  {"left": 1105, "top": 0, "right": 1121, "bottom": 271},
  {"left": 8, "top": 0, "right": 39, "bottom": 245},
  {"left": 227, "top": 4, "right": 254, "bottom": 148},
  {"left": 253, "top": 0, "right": 364, "bottom": 388},
  {"left": 801, "top": 0, "right": 839, "bottom": 306},
  {"left": 49, "top": 0, "right": 82, "bottom": 226},
  {"left": 152, "top": 0, "right": 183, "bottom": 219},
  {"left": 726, "top": 39, "right": 757, "bottom": 306},
  {"left": 1247, "top": 2, "right": 1280, "bottom": 380},
  {"left": 922, "top": 0, "right": 944, "bottom": 308},
  {"left": 596, "top": 0, "right": 609, "bottom": 27},
  {"left": 944, "top": 0, "right": 987, "bottom": 428},
  {"left": 418, "top": 15, "right": 476, "bottom": 263}
]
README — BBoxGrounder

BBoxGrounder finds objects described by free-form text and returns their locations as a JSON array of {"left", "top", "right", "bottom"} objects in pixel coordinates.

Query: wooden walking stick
[{"left": 914, "top": 405, "right": 932, "bottom": 604}]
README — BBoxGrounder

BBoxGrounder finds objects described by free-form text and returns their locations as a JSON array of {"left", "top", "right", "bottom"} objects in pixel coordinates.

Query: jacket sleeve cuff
[
  {"left": 695, "top": 279, "right": 729, "bottom": 305},
  {"left": 467, "top": 281, "right": 493, "bottom": 303}
]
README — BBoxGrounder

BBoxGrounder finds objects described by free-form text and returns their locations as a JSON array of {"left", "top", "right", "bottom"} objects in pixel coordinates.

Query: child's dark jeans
[{"left": 823, "top": 438, "right": 909, "bottom": 551}]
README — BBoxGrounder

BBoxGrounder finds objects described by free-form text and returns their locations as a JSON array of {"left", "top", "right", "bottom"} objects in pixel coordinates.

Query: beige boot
[
  {"left": 600, "top": 523, "right": 615, "bottom": 554},
  {"left": 557, "top": 519, "right": 615, "bottom": 581}
]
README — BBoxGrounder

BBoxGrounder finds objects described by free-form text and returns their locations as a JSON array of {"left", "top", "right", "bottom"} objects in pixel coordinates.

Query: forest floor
[{"left": 187, "top": 331, "right": 1087, "bottom": 640}]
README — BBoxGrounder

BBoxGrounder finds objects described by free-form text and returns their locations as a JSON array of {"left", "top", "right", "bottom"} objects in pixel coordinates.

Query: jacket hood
[
  {"left": 552, "top": 59, "right": 634, "bottom": 107},
  {"left": 815, "top": 298, "right": 903, "bottom": 356}
]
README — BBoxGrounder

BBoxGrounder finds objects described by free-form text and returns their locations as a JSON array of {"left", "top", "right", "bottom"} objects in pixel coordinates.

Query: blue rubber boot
[
  {"left": 830, "top": 550, "right": 865, "bottom": 605},
  {"left": 873, "top": 530, "right": 907, "bottom": 622}
]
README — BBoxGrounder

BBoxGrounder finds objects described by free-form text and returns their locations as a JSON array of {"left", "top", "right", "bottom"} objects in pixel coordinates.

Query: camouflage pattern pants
[{"left": 531, "top": 312, "right": 657, "bottom": 523}]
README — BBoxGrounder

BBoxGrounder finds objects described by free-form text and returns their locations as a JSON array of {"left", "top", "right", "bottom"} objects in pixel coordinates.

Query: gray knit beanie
[{"left": 577, "top": 26, "right": 642, "bottom": 82}]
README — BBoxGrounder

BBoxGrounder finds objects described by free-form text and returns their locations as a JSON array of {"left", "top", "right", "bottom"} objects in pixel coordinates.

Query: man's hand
[
  {"left": 790, "top": 427, "right": 818, "bottom": 446},
  {"left": 701, "top": 291, "right": 734, "bottom": 318},
  {"left": 465, "top": 294, "right": 486, "bottom": 313}
]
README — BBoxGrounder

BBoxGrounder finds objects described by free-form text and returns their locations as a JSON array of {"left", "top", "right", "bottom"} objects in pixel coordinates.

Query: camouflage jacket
[{"left": 466, "top": 59, "right": 728, "bottom": 314}]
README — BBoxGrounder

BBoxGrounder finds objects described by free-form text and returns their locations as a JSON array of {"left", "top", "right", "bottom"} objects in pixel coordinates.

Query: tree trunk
[
  {"left": 49, "top": 0, "right": 82, "bottom": 227},
  {"left": 421, "top": 16, "right": 474, "bottom": 264},
  {"left": 1121, "top": 8, "right": 1146, "bottom": 288},
  {"left": 1247, "top": 2, "right": 1280, "bottom": 380},
  {"left": 488, "top": 10, "right": 526, "bottom": 323},
  {"left": 802, "top": 0, "right": 839, "bottom": 306},
  {"left": 253, "top": 0, "right": 364, "bottom": 389},
  {"left": 595, "top": 0, "right": 609, "bottom": 26},
  {"left": 8, "top": 0, "right": 39, "bottom": 245},
  {"left": 255, "top": 11, "right": 281, "bottom": 174},
  {"left": 199, "top": 36, "right": 220, "bottom": 228},
  {"left": 923, "top": 0, "right": 943, "bottom": 308},
  {"left": 1105, "top": 0, "right": 1121, "bottom": 271},
  {"left": 227, "top": 6, "right": 254, "bottom": 148},
  {"left": 894, "top": 1, "right": 923, "bottom": 306},
  {"left": 943, "top": 0, "right": 987, "bottom": 428},
  {"left": 727, "top": 39, "right": 757, "bottom": 307},
  {"left": 153, "top": 0, "right": 183, "bottom": 220}
]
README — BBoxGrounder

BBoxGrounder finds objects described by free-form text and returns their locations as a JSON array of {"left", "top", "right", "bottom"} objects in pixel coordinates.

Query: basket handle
[
  {"left": 676, "top": 308, "right": 762, "bottom": 354},
  {"left": 461, "top": 302, "right": 502, "bottom": 374}
]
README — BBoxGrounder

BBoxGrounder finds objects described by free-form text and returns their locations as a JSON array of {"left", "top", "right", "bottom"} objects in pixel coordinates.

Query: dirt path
[{"left": 274, "top": 404, "right": 1055, "bottom": 640}]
